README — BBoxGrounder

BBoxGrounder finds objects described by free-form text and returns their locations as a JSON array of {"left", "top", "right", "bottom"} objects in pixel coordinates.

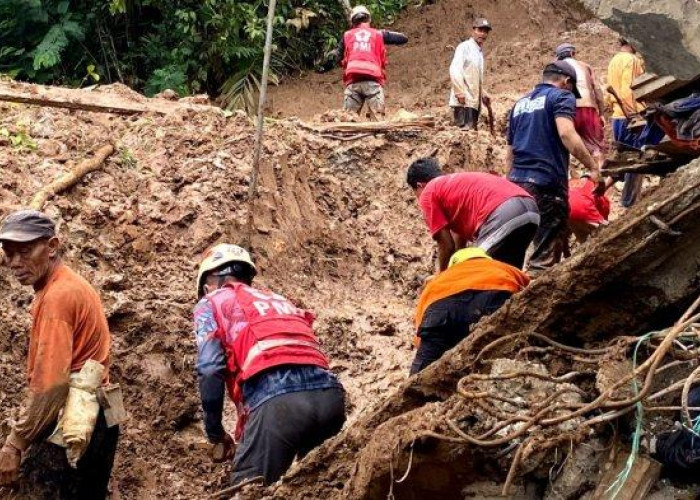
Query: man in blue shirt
[{"left": 507, "top": 61, "right": 602, "bottom": 273}]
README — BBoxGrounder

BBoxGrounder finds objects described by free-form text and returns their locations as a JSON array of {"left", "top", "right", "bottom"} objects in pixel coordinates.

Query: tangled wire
[{"left": 418, "top": 294, "right": 700, "bottom": 496}]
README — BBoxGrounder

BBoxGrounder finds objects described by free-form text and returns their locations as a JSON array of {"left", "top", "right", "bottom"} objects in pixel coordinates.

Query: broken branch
[{"left": 29, "top": 143, "right": 115, "bottom": 210}]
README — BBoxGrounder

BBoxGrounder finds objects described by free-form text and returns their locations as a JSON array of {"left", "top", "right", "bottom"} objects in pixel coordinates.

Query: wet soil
[{"left": 0, "top": 0, "right": 631, "bottom": 497}]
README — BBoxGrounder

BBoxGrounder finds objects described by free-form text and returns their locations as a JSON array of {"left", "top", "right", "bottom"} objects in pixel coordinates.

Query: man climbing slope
[
  {"left": 607, "top": 37, "right": 647, "bottom": 207},
  {"left": 338, "top": 5, "right": 408, "bottom": 120},
  {"left": 507, "top": 61, "right": 602, "bottom": 273},
  {"left": 449, "top": 18, "right": 492, "bottom": 130},
  {"left": 193, "top": 244, "right": 345, "bottom": 485},
  {"left": 411, "top": 247, "right": 530, "bottom": 374},
  {"left": 407, "top": 157, "right": 539, "bottom": 271},
  {"left": 555, "top": 43, "right": 607, "bottom": 166},
  {"left": 0, "top": 210, "right": 119, "bottom": 498}
]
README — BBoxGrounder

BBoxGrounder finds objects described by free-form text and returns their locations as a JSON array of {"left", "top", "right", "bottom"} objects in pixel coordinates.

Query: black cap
[
  {"left": 473, "top": 18, "right": 492, "bottom": 31},
  {"left": 543, "top": 61, "right": 581, "bottom": 98},
  {"left": 0, "top": 210, "right": 56, "bottom": 243}
]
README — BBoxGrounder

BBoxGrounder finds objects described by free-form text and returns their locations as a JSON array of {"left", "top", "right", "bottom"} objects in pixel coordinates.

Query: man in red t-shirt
[
  {"left": 407, "top": 157, "right": 540, "bottom": 271},
  {"left": 567, "top": 176, "right": 611, "bottom": 245}
]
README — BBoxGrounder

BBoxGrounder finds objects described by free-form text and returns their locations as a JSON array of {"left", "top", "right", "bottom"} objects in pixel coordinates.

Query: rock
[
  {"left": 581, "top": 0, "right": 700, "bottom": 79},
  {"left": 544, "top": 438, "right": 606, "bottom": 500},
  {"left": 154, "top": 89, "right": 179, "bottom": 100}
]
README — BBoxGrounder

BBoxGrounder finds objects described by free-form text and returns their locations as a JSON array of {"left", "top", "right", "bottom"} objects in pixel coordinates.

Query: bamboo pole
[{"left": 244, "top": 0, "right": 278, "bottom": 249}]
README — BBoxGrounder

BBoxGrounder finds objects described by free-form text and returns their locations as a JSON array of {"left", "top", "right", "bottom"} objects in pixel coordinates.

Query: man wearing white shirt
[{"left": 449, "top": 18, "right": 492, "bottom": 130}]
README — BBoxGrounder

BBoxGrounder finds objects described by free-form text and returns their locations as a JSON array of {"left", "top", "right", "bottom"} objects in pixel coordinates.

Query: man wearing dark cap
[
  {"left": 506, "top": 61, "right": 602, "bottom": 273},
  {"left": 555, "top": 43, "right": 607, "bottom": 166},
  {"left": 449, "top": 17, "right": 492, "bottom": 129},
  {"left": 0, "top": 210, "right": 119, "bottom": 498}
]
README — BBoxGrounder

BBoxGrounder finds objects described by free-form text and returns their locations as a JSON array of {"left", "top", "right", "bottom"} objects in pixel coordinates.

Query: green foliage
[
  {"left": 145, "top": 66, "right": 189, "bottom": 97},
  {"left": 118, "top": 147, "right": 137, "bottom": 169},
  {"left": 33, "top": 15, "right": 85, "bottom": 71},
  {"left": 0, "top": 126, "right": 38, "bottom": 151},
  {"left": 0, "top": 1, "right": 88, "bottom": 82},
  {"left": 0, "top": 0, "right": 410, "bottom": 108}
]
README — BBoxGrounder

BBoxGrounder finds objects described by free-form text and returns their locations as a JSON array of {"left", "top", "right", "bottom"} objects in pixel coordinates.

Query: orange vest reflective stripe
[{"left": 207, "top": 283, "right": 329, "bottom": 439}]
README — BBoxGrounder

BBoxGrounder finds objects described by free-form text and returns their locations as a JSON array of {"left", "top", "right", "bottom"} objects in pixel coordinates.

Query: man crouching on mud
[
  {"left": 194, "top": 244, "right": 346, "bottom": 485},
  {"left": 0, "top": 210, "right": 119, "bottom": 498}
]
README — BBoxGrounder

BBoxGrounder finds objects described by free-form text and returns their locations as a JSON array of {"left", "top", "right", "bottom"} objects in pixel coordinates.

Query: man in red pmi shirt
[
  {"left": 338, "top": 5, "right": 407, "bottom": 120},
  {"left": 568, "top": 176, "right": 611, "bottom": 244},
  {"left": 407, "top": 158, "right": 540, "bottom": 271}
]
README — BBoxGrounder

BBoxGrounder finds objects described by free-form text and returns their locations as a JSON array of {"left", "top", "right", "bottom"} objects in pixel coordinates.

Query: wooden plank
[
  {"left": 650, "top": 139, "right": 700, "bottom": 157},
  {"left": 631, "top": 73, "right": 658, "bottom": 89},
  {"left": 633, "top": 75, "right": 686, "bottom": 102},
  {"left": 0, "top": 81, "right": 212, "bottom": 115},
  {"left": 591, "top": 449, "right": 661, "bottom": 500},
  {"left": 602, "top": 162, "right": 678, "bottom": 176}
]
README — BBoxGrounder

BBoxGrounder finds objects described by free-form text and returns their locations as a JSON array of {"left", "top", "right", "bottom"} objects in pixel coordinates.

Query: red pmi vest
[
  {"left": 342, "top": 24, "right": 387, "bottom": 86},
  {"left": 207, "top": 283, "right": 329, "bottom": 407}
]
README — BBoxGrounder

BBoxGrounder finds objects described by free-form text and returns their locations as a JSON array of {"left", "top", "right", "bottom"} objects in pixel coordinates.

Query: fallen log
[
  {"left": 246, "top": 158, "right": 700, "bottom": 499},
  {"left": 304, "top": 117, "right": 436, "bottom": 135},
  {"left": 30, "top": 144, "right": 115, "bottom": 210},
  {"left": 602, "top": 161, "right": 681, "bottom": 176},
  {"left": 0, "top": 81, "right": 212, "bottom": 116}
]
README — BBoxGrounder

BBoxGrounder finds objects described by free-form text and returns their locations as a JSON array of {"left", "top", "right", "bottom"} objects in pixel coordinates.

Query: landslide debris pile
[
  {"left": 0, "top": 0, "right": 689, "bottom": 498},
  {"left": 254, "top": 158, "right": 700, "bottom": 500},
  {"left": 0, "top": 87, "right": 510, "bottom": 497}
]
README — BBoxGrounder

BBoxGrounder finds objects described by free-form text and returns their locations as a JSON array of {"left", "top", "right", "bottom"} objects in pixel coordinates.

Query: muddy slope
[
  {"left": 258, "top": 158, "right": 700, "bottom": 499},
  {"left": 269, "top": 0, "right": 617, "bottom": 118},
  {"left": 0, "top": 91, "right": 516, "bottom": 497}
]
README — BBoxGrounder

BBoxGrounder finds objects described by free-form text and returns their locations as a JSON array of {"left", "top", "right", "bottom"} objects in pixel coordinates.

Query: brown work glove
[
  {"left": 210, "top": 433, "right": 236, "bottom": 463},
  {"left": 0, "top": 442, "right": 21, "bottom": 486}
]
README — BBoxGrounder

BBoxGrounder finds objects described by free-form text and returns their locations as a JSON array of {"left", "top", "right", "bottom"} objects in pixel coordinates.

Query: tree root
[{"left": 29, "top": 143, "right": 115, "bottom": 210}]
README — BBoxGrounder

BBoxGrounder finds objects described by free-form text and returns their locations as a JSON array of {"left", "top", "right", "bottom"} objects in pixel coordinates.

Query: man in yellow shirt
[{"left": 607, "top": 37, "right": 646, "bottom": 207}]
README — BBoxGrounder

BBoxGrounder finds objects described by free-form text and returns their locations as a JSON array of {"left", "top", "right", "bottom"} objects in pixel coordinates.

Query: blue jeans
[{"left": 611, "top": 118, "right": 666, "bottom": 207}]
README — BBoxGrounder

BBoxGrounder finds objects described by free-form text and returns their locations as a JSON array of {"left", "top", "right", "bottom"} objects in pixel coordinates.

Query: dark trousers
[
  {"left": 487, "top": 222, "right": 539, "bottom": 269},
  {"left": 14, "top": 411, "right": 119, "bottom": 500},
  {"left": 513, "top": 182, "right": 569, "bottom": 272},
  {"left": 453, "top": 107, "right": 479, "bottom": 130},
  {"left": 410, "top": 290, "right": 512, "bottom": 374},
  {"left": 621, "top": 173, "right": 644, "bottom": 207},
  {"left": 232, "top": 387, "right": 346, "bottom": 485}
]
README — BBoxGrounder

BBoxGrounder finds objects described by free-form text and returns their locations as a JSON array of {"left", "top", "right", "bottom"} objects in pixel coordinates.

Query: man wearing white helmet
[
  {"left": 193, "top": 244, "right": 345, "bottom": 485},
  {"left": 337, "top": 5, "right": 408, "bottom": 119}
]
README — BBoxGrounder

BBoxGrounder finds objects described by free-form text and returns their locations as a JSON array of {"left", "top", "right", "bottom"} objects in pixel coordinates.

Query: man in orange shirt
[
  {"left": 411, "top": 247, "right": 529, "bottom": 374},
  {"left": 0, "top": 210, "right": 118, "bottom": 498}
]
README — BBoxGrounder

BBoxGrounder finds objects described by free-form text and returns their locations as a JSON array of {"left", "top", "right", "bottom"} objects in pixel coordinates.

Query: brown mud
[
  {"left": 0, "top": 92, "right": 525, "bottom": 498},
  {"left": 269, "top": 0, "right": 616, "bottom": 119},
  {"left": 0, "top": 0, "right": 660, "bottom": 498}
]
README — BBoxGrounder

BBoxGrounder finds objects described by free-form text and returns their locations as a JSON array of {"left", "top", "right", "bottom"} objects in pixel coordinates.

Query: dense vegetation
[{"left": 0, "top": 0, "right": 407, "bottom": 108}]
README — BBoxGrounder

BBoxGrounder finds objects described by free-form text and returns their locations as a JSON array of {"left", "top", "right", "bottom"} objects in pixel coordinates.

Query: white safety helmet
[
  {"left": 196, "top": 243, "right": 257, "bottom": 298},
  {"left": 351, "top": 5, "right": 371, "bottom": 23}
]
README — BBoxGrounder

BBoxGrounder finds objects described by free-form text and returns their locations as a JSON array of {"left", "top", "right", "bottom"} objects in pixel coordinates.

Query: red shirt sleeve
[{"left": 419, "top": 183, "right": 450, "bottom": 237}]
